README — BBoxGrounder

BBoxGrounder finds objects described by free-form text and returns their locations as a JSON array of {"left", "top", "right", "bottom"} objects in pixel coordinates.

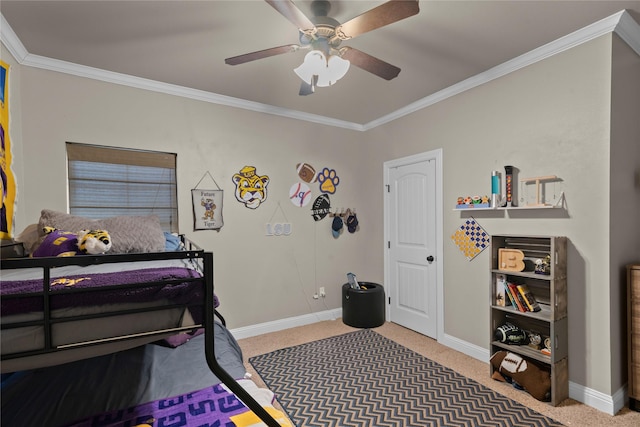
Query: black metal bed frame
[{"left": 0, "top": 237, "right": 282, "bottom": 427}]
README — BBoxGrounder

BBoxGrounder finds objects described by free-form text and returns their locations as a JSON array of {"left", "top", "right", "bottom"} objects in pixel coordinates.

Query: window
[{"left": 67, "top": 142, "right": 178, "bottom": 232}]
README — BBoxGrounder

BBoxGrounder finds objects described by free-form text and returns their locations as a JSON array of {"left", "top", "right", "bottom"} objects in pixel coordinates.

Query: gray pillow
[{"left": 38, "top": 210, "right": 166, "bottom": 254}]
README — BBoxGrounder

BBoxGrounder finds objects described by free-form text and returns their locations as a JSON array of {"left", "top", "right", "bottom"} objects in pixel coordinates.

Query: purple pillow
[
  {"left": 159, "top": 295, "right": 219, "bottom": 347},
  {"left": 32, "top": 229, "right": 81, "bottom": 257},
  {"left": 160, "top": 328, "right": 205, "bottom": 348}
]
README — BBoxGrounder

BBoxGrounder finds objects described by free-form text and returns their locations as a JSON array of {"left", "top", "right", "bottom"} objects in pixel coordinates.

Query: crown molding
[
  {"left": 2, "top": 10, "right": 638, "bottom": 132},
  {"left": 363, "top": 10, "right": 635, "bottom": 131},
  {"left": 0, "top": 14, "right": 28, "bottom": 62},
  {"left": 0, "top": 15, "right": 364, "bottom": 131},
  {"left": 614, "top": 8, "right": 640, "bottom": 56},
  {"left": 10, "top": 48, "right": 366, "bottom": 132}
]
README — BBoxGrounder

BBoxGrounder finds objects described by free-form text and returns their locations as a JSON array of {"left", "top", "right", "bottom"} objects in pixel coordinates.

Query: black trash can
[{"left": 342, "top": 282, "right": 385, "bottom": 328}]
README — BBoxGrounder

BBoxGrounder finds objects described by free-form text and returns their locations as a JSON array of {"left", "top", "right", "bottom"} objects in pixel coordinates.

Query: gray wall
[
  {"left": 355, "top": 34, "right": 637, "bottom": 398},
  {"left": 3, "top": 31, "right": 639, "bottom": 403},
  {"left": 6, "top": 59, "right": 378, "bottom": 329},
  {"left": 610, "top": 34, "right": 640, "bottom": 393}
]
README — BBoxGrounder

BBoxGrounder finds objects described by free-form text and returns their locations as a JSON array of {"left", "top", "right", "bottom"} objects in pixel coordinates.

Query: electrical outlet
[{"left": 319, "top": 287, "right": 326, "bottom": 297}]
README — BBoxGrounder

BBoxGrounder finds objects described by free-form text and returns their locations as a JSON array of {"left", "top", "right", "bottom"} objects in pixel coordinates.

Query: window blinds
[{"left": 66, "top": 142, "right": 178, "bottom": 232}]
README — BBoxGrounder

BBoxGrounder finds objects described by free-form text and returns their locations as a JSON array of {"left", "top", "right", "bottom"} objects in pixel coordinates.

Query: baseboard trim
[
  {"left": 440, "top": 332, "right": 490, "bottom": 363},
  {"left": 568, "top": 381, "right": 626, "bottom": 415},
  {"left": 229, "top": 308, "right": 342, "bottom": 340}
]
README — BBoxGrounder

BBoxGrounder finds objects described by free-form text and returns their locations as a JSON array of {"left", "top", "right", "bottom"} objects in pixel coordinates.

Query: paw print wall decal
[{"left": 318, "top": 168, "right": 340, "bottom": 194}]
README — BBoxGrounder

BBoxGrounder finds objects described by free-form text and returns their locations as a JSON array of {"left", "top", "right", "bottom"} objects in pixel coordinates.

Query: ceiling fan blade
[
  {"left": 265, "top": 0, "right": 316, "bottom": 33},
  {"left": 225, "top": 45, "right": 300, "bottom": 66},
  {"left": 341, "top": 47, "right": 401, "bottom": 81},
  {"left": 334, "top": 0, "right": 419, "bottom": 40}
]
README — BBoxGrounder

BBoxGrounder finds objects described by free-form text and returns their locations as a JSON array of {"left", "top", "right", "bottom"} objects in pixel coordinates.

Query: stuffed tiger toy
[
  {"left": 31, "top": 227, "right": 111, "bottom": 257},
  {"left": 77, "top": 229, "right": 112, "bottom": 254}
]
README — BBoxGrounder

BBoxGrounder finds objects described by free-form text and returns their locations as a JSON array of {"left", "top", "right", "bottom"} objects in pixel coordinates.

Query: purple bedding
[
  {"left": 63, "top": 383, "right": 252, "bottom": 427},
  {"left": 0, "top": 267, "right": 208, "bottom": 317}
]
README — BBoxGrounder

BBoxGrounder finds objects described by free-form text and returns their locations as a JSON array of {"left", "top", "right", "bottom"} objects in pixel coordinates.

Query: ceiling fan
[{"left": 224, "top": 0, "right": 420, "bottom": 95}]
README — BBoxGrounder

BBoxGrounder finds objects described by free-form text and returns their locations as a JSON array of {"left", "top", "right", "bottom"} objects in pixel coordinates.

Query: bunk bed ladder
[{"left": 203, "top": 252, "right": 283, "bottom": 427}]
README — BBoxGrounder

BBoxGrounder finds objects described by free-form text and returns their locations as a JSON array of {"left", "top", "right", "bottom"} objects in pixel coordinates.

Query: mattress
[{"left": 1, "top": 258, "right": 207, "bottom": 373}]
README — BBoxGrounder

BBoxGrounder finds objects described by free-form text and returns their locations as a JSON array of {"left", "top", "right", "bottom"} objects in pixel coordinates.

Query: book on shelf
[
  {"left": 502, "top": 281, "right": 518, "bottom": 310},
  {"left": 495, "top": 274, "right": 506, "bottom": 306},
  {"left": 517, "top": 284, "right": 542, "bottom": 312},
  {"left": 507, "top": 282, "right": 528, "bottom": 312}
]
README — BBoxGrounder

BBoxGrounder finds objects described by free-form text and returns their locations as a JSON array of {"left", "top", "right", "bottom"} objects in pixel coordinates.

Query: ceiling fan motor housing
[{"left": 299, "top": 0, "right": 342, "bottom": 54}]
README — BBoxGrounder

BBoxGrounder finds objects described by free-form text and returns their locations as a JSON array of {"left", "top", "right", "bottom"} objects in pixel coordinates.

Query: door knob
[{"left": 427, "top": 255, "right": 434, "bottom": 262}]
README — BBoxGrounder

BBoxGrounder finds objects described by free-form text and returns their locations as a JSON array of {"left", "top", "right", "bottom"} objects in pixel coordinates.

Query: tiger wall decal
[{"left": 232, "top": 165, "right": 270, "bottom": 209}]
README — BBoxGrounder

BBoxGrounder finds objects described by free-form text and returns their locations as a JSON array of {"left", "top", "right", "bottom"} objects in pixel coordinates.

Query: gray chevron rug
[{"left": 249, "top": 329, "right": 564, "bottom": 427}]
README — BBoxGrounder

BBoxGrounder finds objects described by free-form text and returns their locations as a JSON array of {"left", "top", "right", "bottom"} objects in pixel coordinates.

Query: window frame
[{"left": 66, "top": 142, "right": 178, "bottom": 233}]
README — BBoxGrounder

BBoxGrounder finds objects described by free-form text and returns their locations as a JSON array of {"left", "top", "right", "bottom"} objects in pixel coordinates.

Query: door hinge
[
  {"left": 388, "top": 296, "right": 391, "bottom": 305},
  {"left": 385, "top": 184, "right": 390, "bottom": 192},
  {"left": 387, "top": 241, "right": 391, "bottom": 249}
]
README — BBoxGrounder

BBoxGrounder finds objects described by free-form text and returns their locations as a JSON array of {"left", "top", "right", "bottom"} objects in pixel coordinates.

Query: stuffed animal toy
[
  {"left": 77, "top": 229, "right": 112, "bottom": 254},
  {"left": 490, "top": 350, "right": 551, "bottom": 401},
  {"left": 31, "top": 227, "right": 81, "bottom": 257},
  {"left": 31, "top": 227, "right": 111, "bottom": 257}
]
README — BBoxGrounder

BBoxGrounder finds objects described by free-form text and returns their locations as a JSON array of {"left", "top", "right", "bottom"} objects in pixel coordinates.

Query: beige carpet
[{"left": 237, "top": 319, "right": 640, "bottom": 427}]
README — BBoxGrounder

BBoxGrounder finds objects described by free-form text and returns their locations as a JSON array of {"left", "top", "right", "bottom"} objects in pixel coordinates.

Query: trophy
[{"left": 504, "top": 165, "right": 517, "bottom": 207}]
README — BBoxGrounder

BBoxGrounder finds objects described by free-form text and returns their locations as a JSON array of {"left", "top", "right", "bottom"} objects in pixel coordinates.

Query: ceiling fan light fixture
[
  {"left": 323, "top": 54, "right": 350, "bottom": 86},
  {"left": 294, "top": 50, "right": 350, "bottom": 88},
  {"left": 294, "top": 50, "right": 325, "bottom": 84},
  {"left": 227, "top": 0, "right": 419, "bottom": 94},
  {"left": 299, "top": 75, "right": 319, "bottom": 96}
]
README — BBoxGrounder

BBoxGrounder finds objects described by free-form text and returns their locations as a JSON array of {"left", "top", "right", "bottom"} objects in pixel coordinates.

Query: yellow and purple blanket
[{"left": 65, "top": 381, "right": 291, "bottom": 427}]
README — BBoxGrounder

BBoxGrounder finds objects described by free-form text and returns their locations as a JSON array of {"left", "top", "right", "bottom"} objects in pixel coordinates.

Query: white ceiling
[{"left": 2, "top": 1, "right": 640, "bottom": 128}]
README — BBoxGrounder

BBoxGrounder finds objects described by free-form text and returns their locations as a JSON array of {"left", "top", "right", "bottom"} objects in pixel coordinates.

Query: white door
[{"left": 384, "top": 151, "right": 441, "bottom": 339}]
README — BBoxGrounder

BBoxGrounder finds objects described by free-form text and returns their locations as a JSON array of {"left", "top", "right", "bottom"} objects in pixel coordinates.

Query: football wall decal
[{"left": 296, "top": 163, "right": 317, "bottom": 183}]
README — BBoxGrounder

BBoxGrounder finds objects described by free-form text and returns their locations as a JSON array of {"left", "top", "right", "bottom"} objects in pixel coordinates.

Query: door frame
[{"left": 383, "top": 149, "right": 444, "bottom": 342}]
